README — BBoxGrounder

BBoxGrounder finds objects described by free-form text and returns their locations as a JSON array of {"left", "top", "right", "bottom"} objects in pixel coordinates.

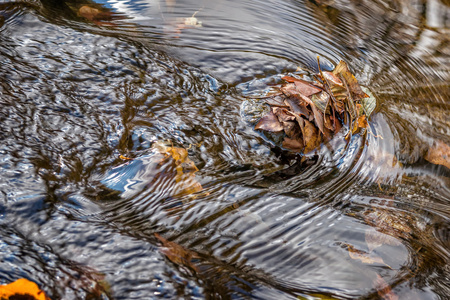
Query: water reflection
[{"left": 0, "top": 0, "right": 449, "bottom": 299}]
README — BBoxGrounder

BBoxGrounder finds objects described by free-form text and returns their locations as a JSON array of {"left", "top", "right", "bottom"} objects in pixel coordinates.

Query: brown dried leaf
[
  {"left": 265, "top": 95, "right": 288, "bottom": 107},
  {"left": 374, "top": 274, "right": 399, "bottom": 300},
  {"left": 255, "top": 111, "right": 284, "bottom": 132},
  {"left": 347, "top": 245, "right": 390, "bottom": 267},
  {"left": 283, "top": 137, "right": 304, "bottom": 151},
  {"left": 273, "top": 107, "right": 296, "bottom": 123},
  {"left": 282, "top": 121, "right": 300, "bottom": 139},
  {"left": 303, "top": 119, "right": 321, "bottom": 153},
  {"left": 425, "top": 140, "right": 450, "bottom": 169},
  {"left": 299, "top": 94, "right": 324, "bottom": 134},
  {"left": 285, "top": 97, "right": 310, "bottom": 118},
  {"left": 155, "top": 233, "right": 199, "bottom": 272},
  {"left": 324, "top": 115, "right": 334, "bottom": 131},
  {"left": 282, "top": 76, "right": 323, "bottom": 97},
  {"left": 365, "top": 228, "right": 402, "bottom": 252},
  {"left": 323, "top": 71, "right": 342, "bottom": 86},
  {"left": 333, "top": 60, "right": 367, "bottom": 99},
  {"left": 280, "top": 83, "right": 298, "bottom": 97}
]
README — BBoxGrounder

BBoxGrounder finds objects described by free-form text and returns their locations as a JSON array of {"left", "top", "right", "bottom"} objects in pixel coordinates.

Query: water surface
[{"left": 0, "top": 0, "right": 449, "bottom": 299}]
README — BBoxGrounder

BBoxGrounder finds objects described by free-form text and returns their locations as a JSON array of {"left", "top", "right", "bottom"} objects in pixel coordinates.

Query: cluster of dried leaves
[{"left": 254, "top": 60, "right": 375, "bottom": 153}]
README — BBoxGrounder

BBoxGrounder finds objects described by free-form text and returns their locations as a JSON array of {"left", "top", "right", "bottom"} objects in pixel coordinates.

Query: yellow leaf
[
  {"left": 152, "top": 141, "right": 202, "bottom": 197},
  {"left": 0, "top": 278, "right": 50, "bottom": 300}
]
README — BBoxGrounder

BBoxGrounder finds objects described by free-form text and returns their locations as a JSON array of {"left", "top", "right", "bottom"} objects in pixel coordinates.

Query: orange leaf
[
  {"left": 374, "top": 274, "right": 398, "bottom": 300},
  {"left": 0, "top": 278, "right": 50, "bottom": 300},
  {"left": 425, "top": 140, "right": 450, "bottom": 169}
]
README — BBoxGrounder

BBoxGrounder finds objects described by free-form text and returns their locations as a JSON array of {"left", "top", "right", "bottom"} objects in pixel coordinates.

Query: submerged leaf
[
  {"left": 365, "top": 228, "right": 402, "bottom": 252},
  {"left": 347, "top": 245, "right": 390, "bottom": 267},
  {"left": 424, "top": 140, "right": 450, "bottom": 169},
  {"left": 155, "top": 233, "right": 200, "bottom": 272},
  {"left": 0, "top": 278, "right": 50, "bottom": 300},
  {"left": 374, "top": 274, "right": 399, "bottom": 300}
]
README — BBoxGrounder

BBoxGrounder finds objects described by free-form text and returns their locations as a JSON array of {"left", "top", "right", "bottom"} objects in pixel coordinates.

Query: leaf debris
[{"left": 253, "top": 60, "right": 376, "bottom": 153}]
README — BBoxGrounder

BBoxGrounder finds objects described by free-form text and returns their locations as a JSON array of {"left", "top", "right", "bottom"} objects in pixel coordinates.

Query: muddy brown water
[{"left": 0, "top": 0, "right": 449, "bottom": 299}]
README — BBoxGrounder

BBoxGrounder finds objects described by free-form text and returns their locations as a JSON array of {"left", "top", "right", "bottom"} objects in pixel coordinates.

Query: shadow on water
[{"left": 0, "top": 0, "right": 449, "bottom": 298}]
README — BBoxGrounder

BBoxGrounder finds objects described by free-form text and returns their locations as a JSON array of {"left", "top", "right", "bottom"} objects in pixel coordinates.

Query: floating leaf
[
  {"left": 255, "top": 111, "right": 284, "bottom": 132},
  {"left": 282, "top": 121, "right": 300, "bottom": 139},
  {"left": 248, "top": 60, "right": 375, "bottom": 154},
  {"left": 0, "top": 278, "right": 50, "bottom": 300},
  {"left": 424, "top": 140, "right": 450, "bottom": 169}
]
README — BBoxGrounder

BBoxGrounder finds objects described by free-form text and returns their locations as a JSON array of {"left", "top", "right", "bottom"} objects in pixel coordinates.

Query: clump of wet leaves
[{"left": 253, "top": 59, "right": 376, "bottom": 153}]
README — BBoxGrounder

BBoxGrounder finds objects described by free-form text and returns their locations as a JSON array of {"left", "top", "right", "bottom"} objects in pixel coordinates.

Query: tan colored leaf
[
  {"left": 374, "top": 274, "right": 399, "bottom": 300},
  {"left": 155, "top": 233, "right": 199, "bottom": 272},
  {"left": 425, "top": 140, "right": 450, "bottom": 169},
  {"left": 322, "top": 71, "right": 342, "bottom": 86},
  {"left": 152, "top": 141, "right": 203, "bottom": 197},
  {"left": 311, "top": 91, "right": 330, "bottom": 113},
  {"left": 255, "top": 111, "right": 284, "bottom": 132},
  {"left": 365, "top": 228, "right": 402, "bottom": 252},
  {"left": 0, "top": 278, "right": 50, "bottom": 300},
  {"left": 303, "top": 119, "right": 321, "bottom": 153},
  {"left": 333, "top": 60, "right": 367, "bottom": 99},
  {"left": 361, "top": 86, "right": 377, "bottom": 117}
]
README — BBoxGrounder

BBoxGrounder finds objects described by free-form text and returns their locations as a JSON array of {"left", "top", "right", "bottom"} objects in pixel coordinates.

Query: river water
[{"left": 0, "top": 0, "right": 449, "bottom": 299}]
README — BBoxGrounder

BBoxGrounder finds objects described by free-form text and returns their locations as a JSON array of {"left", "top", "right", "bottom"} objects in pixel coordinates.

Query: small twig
[{"left": 316, "top": 56, "right": 339, "bottom": 127}]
